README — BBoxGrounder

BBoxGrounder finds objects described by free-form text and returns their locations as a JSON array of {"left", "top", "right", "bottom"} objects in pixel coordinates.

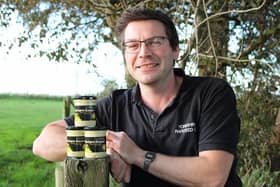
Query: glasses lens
[
  {"left": 146, "top": 37, "right": 165, "bottom": 48},
  {"left": 123, "top": 36, "right": 167, "bottom": 53},
  {"left": 124, "top": 41, "right": 139, "bottom": 53}
]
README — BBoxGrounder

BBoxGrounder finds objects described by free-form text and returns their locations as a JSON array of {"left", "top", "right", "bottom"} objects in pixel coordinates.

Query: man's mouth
[{"left": 136, "top": 63, "right": 159, "bottom": 69}]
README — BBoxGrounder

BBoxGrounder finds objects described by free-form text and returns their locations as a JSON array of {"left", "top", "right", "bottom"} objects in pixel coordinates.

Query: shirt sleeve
[
  {"left": 198, "top": 78, "right": 240, "bottom": 154},
  {"left": 96, "top": 94, "right": 113, "bottom": 129},
  {"left": 64, "top": 115, "right": 74, "bottom": 126}
]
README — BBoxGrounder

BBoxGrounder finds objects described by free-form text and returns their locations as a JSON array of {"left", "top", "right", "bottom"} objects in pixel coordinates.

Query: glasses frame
[{"left": 122, "top": 36, "right": 168, "bottom": 54}]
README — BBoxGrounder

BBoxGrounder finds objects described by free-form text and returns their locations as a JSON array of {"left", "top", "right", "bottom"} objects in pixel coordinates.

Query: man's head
[
  {"left": 116, "top": 7, "right": 179, "bottom": 51},
  {"left": 115, "top": 7, "right": 179, "bottom": 86}
]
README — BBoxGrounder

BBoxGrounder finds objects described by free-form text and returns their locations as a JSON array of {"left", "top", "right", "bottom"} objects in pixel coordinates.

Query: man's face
[{"left": 123, "top": 20, "right": 179, "bottom": 86}]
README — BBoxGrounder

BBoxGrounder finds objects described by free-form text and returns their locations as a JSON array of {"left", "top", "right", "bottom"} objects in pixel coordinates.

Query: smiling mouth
[{"left": 136, "top": 63, "right": 159, "bottom": 69}]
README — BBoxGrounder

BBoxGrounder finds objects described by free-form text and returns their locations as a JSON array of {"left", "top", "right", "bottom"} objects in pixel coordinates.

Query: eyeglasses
[{"left": 123, "top": 36, "right": 168, "bottom": 53}]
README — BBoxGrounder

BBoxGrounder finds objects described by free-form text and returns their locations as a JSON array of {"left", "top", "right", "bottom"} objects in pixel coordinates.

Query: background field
[
  {"left": 0, "top": 94, "right": 121, "bottom": 187},
  {"left": 0, "top": 95, "right": 63, "bottom": 187}
]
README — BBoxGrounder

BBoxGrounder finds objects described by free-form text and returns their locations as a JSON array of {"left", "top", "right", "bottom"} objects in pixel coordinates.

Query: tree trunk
[
  {"left": 271, "top": 108, "right": 280, "bottom": 171},
  {"left": 196, "top": 1, "right": 229, "bottom": 78}
]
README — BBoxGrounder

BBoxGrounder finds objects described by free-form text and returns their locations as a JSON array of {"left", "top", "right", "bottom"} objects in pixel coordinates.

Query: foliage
[
  {"left": 0, "top": 0, "right": 280, "bottom": 185},
  {"left": 1, "top": 1, "right": 279, "bottom": 99},
  {"left": 237, "top": 88, "right": 280, "bottom": 186},
  {"left": 96, "top": 79, "right": 120, "bottom": 99},
  {"left": 241, "top": 168, "right": 280, "bottom": 187},
  {"left": 1, "top": 1, "right": 279, "bottom": 77}
]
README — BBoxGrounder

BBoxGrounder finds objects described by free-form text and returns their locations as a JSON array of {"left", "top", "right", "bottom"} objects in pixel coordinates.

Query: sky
[
  {"left": 0, "top": 14, "right": 126, "bottom": 96},
  {"left": 0, "top": 43, "right": 126, "bottom": 96}
]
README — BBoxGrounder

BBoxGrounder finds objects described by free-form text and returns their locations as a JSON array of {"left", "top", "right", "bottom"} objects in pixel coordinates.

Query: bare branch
[
  {"left": 196, "top": 0, "right": 267, "bottom": 29},
  {"left": 198, "top": 53, "right": 274, "bottom": 71},
  {"left": 192, "top": 0, "right": 202, "bottom": 64},
  {"left": 202, "top": 0, "right": 218, "bottom": 76}
]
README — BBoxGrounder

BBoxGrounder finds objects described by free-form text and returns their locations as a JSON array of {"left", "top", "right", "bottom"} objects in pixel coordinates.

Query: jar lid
[
  {"left": 73, "top": 95, "right": 96, "bottom": 100},
  {"left": 66, "top": 126, "right": 84, "bottom": 130},
  {"left": 84, "top": 126, "right": 107, "bottom": 130}
]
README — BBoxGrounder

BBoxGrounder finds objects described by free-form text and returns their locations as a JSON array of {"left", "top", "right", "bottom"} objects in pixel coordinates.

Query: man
[{"left": 33, "top": 7, "right": 242, "bottom": 187}]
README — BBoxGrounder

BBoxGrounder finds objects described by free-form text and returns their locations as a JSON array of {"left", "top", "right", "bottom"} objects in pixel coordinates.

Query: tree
[
  {"left": 96, "top": 79, "right": 119, "bottom": 99},
  {"left": 1, "top": 0, "right": 278, "bottom": 82},
  {"left": 1, "top": 0, "right": 280, "bottom": 183}
]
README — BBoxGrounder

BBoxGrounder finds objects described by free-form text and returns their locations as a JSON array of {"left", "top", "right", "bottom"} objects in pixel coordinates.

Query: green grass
[
  {"left": 0, "top": 94, "right": 120, "bottom": 187},
  {"left": 0, "top": 95, "right": 63, "bottom": 187}
]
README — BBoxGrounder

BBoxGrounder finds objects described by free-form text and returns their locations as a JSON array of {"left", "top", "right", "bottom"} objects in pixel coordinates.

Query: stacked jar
[{"left": 66, "top": 96, "right": 106, "bottom": 159}]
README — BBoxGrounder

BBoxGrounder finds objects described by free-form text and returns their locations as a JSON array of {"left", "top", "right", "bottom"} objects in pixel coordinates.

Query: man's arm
[
  {"left": 106, "top": 130, "right": 233, "bottom": 187},
  {"left": 32, "top": 120, "right": 67, "bottom": 162},
  {"left": 148, "top": 150, "right": 233, "bottom": 187},
  {"left": 33, "top": 121, "right": 132, "bottom": 182}
]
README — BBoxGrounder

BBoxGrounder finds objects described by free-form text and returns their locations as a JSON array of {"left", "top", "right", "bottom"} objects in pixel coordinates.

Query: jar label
[{"left": 84, "top": 134, "right": 106, "bottom": 158}]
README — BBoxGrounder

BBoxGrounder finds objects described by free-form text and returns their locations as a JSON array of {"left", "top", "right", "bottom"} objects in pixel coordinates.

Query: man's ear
[{"left": 173, "top": 46, "right": 179, "bottom": 60}]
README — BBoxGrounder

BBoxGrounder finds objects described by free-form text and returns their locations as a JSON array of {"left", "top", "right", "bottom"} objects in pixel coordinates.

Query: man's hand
[
  {"left": 106, "top": 130, "right": 144, "bottom": 165},
  {"left": 107, "top": 146, "right": 131, "bottom": 183}
]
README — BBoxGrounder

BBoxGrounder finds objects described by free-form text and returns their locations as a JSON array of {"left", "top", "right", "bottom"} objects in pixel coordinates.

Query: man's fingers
[
  {"left": 112, "top": 157, "right": 130, "bottom": 183},
  {"left": 108, "top": 150, "right": 131, "bottom": 183},
  {"left": 106, "top": 130, "right": 118, "bottom": 140},
  {"left": 106, "top": 130, "right": 126, "bottom": 154},
  {"left": 114, "top": 163, "right": 131, "bottom": 183},
  {"left": 124, "top": 165, "right": 131, "bottom": 183}
]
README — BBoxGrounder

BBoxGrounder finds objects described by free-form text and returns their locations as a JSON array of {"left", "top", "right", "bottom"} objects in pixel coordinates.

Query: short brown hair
[{"left": 116, "top": 7, "right": 179, "bottom": 51}]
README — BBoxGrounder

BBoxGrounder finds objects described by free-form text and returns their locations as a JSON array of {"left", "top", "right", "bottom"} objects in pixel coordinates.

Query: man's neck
[{"left": 139, "top": 75, "right": 182, "bottom": 114}]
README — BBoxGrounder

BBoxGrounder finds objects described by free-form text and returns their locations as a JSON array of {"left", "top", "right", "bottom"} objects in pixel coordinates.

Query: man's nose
[{"left": 138, "top": 42, "right": 152, "bottom": 56}]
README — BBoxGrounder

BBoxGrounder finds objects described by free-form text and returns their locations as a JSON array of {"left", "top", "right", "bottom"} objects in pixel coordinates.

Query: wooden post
[
  {"left": 64, "top": 157, "right": 109, "bottom": 187},
  {"left": 55, "top": 96, "right": 71, "bottom": 187},
  {"left": 55, "top": 162, "right": 64, "bottom": 187}
]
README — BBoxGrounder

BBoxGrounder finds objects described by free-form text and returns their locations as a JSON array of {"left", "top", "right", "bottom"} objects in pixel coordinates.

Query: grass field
[
  {"left": 0, "top": 95, "right": 64, "bottom": 187},
  {"left": 0, "top": 94, "right": 120, "bottom": 187}
]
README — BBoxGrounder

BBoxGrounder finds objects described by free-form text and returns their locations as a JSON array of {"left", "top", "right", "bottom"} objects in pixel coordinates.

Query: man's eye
[
  {"left": 148, "top": 39, "right": 161, "bottom": 46},
  {"left": 126, "top": 43, "right": 139, "bottom": 49}
]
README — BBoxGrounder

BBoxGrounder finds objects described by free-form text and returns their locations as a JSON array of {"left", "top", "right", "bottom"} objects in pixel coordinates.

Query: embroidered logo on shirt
[{"left": 175, "top": 122, "right": 196, "bottom": 134}]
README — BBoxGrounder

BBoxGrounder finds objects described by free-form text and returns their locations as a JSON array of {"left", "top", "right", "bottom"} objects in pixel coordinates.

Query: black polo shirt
[{"left": 65, "top": 68, "right": 242, "bottom": 187}]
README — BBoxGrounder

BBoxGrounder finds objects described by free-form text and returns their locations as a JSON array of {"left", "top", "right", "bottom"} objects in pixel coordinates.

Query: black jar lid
[
  {"left": 66, "top": 126, "right": 84, "bottom": 130},
  {"left": 84, "top": 126, "right": 107, "bottom": 131},
  {"left": 73, "top": 95, "right": 96, "bottom": 100}
]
